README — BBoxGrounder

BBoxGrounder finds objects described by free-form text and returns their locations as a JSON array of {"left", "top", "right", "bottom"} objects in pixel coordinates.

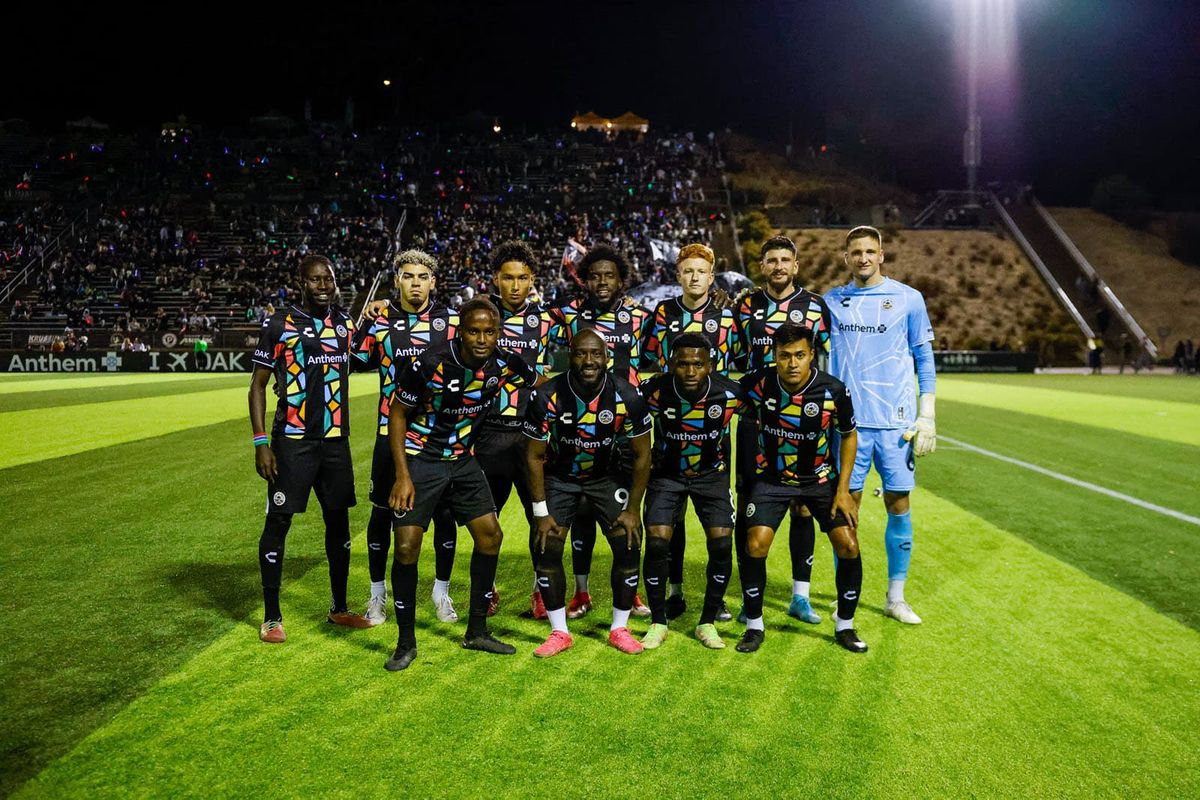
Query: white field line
[{"left": 940, "top": 435, "right": 1200, "bottom": 528}]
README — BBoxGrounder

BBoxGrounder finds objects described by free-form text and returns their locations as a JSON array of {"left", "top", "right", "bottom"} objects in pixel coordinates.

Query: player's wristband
[
  {"left": 252, "top": 433, "right": 269, "bottom": 448},
  {"left": 532, "top": 501, "right": 550, "bottom": 518}
]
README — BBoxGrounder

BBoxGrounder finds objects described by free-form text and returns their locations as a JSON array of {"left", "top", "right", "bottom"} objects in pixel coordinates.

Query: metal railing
[{"left": 0, "top": 209, "right": 90, "bottom": 309}]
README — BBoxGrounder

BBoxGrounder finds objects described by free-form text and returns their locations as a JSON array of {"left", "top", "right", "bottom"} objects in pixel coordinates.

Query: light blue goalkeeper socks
[{"left": 885, "top": 510, "right": 913, "bottom": 581}]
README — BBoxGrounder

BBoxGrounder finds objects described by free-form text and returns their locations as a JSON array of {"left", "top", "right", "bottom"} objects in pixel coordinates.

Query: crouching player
[
  {"left": 640, "top": 333, "right": 741, "bottom": 650},
  {"left": 524, "top": 330, "right": 652, "bottom": 657},
  {"left": 736, "top": 323, "right": 867, "bottom": 654}
]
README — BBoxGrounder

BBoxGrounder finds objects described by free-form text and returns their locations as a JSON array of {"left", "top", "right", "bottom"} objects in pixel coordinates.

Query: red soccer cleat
[
  {"left": 607, "top": 626, "right": 644, "bottom": 655},
  {"left": 566, "top": 591, "right": 593, "bottom": 620},
  {"left": 327, "top": 610, "right": 373, "bottom": 629},
  {"left": 631, "top": 593, "right": 652, "bottom": 618},
  {"left": 533, "top": 630, "right": 574, "bottom": 658},
  {"left": 259, "top": 620, "right": 286, "bottom": 643},
  {"left": 487, "top": 585, "right": 501, "bottom": 617},
  {"left": 530, "top": 590, "right": 548, "bottom": 620}
]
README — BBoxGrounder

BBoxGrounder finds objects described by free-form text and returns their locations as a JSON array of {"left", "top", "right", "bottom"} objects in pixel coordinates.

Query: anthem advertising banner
[
  {"left": 1, "top": 350, "right": 252, "bottom": 373},
  {"left": 934, "top": 350, "right": 1037, "bottom": 373}
]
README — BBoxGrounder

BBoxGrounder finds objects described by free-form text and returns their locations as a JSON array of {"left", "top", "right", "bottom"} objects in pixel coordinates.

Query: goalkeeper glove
[{"left": 903, "top": 394, "right": 936, "bottom": 457}]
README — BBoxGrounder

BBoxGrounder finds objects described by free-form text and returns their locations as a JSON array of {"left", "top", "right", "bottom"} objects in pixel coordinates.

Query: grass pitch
[{"left": 1, "top": 372, "right": 1197, "bottom": 798}]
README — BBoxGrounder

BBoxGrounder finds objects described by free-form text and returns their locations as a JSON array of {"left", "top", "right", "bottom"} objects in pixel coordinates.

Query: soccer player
[
  {"left": 640, "top": 333, "right": 741, "bottom": 649},
  {"left": 355, "top": 250, "right": 460, "bottom": 626},
  {"left": 548, "top": 245, "right": 653, "bottom": 619},
  {"left": 524, "top": 329, "right": 653, "bottom": 657},
  {"left": 641, "top": 242, "right": 738, "bottom": 621},
  {"left": 473, "top": 241, "right": 556, "bottom": 619},
  {"left": 824, "top": 225, "right": 936, "bottom": 625},
  {"left": 736, "top": 323, "right": 866, "bottom": 654},
  {"left": 733, "top": 235, "right": 832, "bottom": 625},
  {"left": 384, "top": 297, "right": 540, "bottom": 670},
  {"left": 249, "top": 254, "right": 371, "bottom": 643}
]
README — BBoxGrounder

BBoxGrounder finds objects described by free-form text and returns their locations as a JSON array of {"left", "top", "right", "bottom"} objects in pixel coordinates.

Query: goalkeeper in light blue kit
[{"left": 824, "top": 226, "right": 936, "bottom": 625}]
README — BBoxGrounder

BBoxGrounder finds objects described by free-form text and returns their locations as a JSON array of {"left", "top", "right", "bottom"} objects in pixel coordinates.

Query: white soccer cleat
[
  {"left": 365, "top": 594, "right": 388, "bottom": 626},
  {"left": 885, "top": 600, "right": 923, "bottom": 625},
  {"left": 434, "top": 593, "right": 459, "bottom": 623}
]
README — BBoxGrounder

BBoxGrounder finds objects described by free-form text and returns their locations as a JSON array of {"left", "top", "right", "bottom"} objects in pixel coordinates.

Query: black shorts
[
  {"left": 545, "top": 474, "right": 631, "bottom": 534},
  {"left": 744, "top": 481, "right": 848, "bottom": 534},
  {"left": 644, "top": 470, "right": 735, "bottom": 529},
  {"left": 267, "top": 436, "right": 356, "bottom": 515},
  {"left": 474, "top": 422, "right": 524, "bottom": 460},
  {"left": 395, "top": 454, "right": 496, "bottom": 530},
  {"left": 735, "top": 416, "right": 758, "bottom": 493}
]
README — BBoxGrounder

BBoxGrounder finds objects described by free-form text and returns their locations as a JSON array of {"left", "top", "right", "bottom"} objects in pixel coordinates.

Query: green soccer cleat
[
  {"left": 641, "top": 623, "right": 669, "bottom": 649},
  {"left": 694, "top": 623, "right": 725, "bottom": 650}
]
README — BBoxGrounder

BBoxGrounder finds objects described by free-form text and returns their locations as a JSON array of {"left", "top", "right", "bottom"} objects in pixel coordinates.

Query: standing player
[
  {"left": 385, "top": 297, "right": 540, "bottom": 670},
  {"left": 524, "top": 330, "right": 653, "bottom": 657},
  {"left": 548, "top": 245, "right": 653, "bottom": 618},
  {"left": 356, "top": 250, "right": 460, "bottom": 626},
  {"left": 733, "top": 235, "right": 832, "bottom": 625},
  {"left": 824, "top": 226, "right": 936, "bottom": 625},
  {"left": 249, "top": 254, "right": 371, "bottom": 643},
  {"left": 640, "top": 333, "right": 742, "bottom": 650},
  {"left": 641, "top": 242, "right": 738, "bottom": 621},
  {"left": 737, "top": 323, "right": 866, "bottom": 654},
  {"left": 473, "top": 241, "right": 556, "bottom": 619}
]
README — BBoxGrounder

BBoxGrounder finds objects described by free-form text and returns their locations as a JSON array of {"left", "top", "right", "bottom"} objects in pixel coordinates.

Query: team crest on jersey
[
  {"left": 525, "top": 314, "right": 539, "bottom": 328},
  {"left": 486, "top": 376, "right": 499, "bottom": 388},
  {"left": 746, "top": 503, "right": 756, "bottom": 517},
  {"left": 598, "top": 410, "right": 614, "bottom": 424},
  {"left": 882, "top": 299, "right": 894, "bottom": 310},
  {"left": 336, "top": 324, "right": 348, "bottom": 337},
  {"left": 789, "top": 310, "right": 804, "bottom": 324},
  {"left": 804, "top": 402, "right": 820, "bottom": 417},
  {"left": 617, "top": 310, "right": 631, "bottom": 324},
  {"left": 704, "top": 318, "right": 719, "bottom": 333},
  {"left": 707, "top": 405, "right": 723, "bottom": 419},
  {"left": 432, "top": 317, "right": 446, "bottom": 331},
  {"left": 273, "top": 491, "right": 286, "bottom": 506}
]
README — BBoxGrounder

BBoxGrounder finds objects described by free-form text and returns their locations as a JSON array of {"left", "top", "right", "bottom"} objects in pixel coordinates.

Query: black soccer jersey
[
  {"left": 549, "top": 295, "right": 652, "bottom": 385},
  {"left": 641, "top": 373, "right": 743, "bottom": 478},
  {"left": 355, "top": 300, "right": 457, "bottom": 435},
  {"left": 396, "top": 340, "right": 539, "bottom": 460},
  {"left": 523, "top": 370, "right": 652, "bottom": 480},
  {"left": 734, "top": 287, "right": 831, "bottom": 372},
  {"left": 739, "top": 367, "right": 856, "bottom": 489},
  {"left": 483, "top": 294, "right": 555, "bottom": 430},
  {"left": 641, "top": 296, "right": 739, "bottom": 375},
  {"left": 252, "top": 305, "right": 365, "bottom": 439}
]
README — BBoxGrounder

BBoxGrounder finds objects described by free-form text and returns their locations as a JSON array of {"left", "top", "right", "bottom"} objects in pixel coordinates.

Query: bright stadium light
[
  {"left": 382, "top": 79, "right": 392, "bottom": 87},
  {"left": 954, "top": 0, "right": 1018, "bottom": 193}
]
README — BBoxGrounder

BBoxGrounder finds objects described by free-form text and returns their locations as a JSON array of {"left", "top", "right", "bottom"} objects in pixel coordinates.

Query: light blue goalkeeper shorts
[{"left": 848, "top": 427, "right": 915, "bottom": 493}]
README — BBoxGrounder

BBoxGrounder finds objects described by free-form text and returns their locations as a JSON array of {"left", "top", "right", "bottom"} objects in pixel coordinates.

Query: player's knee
[
  {"left": 470, "top": 519, "right": 504, "bottom": 554},
  {"left": 883, "top": 491, "right": 910, "bottom": 515},
  {"left": 645, "top": 535, "right": 670, "bottom": 562},
  {"left": 394, "top": 531, "right": 422, "bottom": 564},
  {"left": 263, "top": 513, "right": 293, "bottom": 540},
  {"left": 832, "top": 529, "right": 859, "bottom": 559},
  {"left": 706, "top": 535, "right": 732, "bottom": 561},
  {"left": 746, "top": 528, "right": 772, "bottom": 558}
]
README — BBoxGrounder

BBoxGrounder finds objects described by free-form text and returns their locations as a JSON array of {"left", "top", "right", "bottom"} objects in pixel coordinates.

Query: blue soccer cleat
[{"left": 787, "top": 594, "right": 822, "bottom": 624}]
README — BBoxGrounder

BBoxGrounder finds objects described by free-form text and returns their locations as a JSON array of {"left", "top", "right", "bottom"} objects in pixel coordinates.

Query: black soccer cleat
[
  {"left": 715, "top": 600, "right": 733, "bottom": 622},
  {"left": 735, "top": 629, "right": 765, "bottom": 653},
  {"left": 462, "top": 631, "right": 517, "bottom": 655},
  {"left": 666, "top": 593, "right": 688, "bottom": 620},
  {"left": 385, "top": 645, "right": 418, "bottom": 671},
  {"left": 834, "top": 628, "right": 869, "bottom": 654}
]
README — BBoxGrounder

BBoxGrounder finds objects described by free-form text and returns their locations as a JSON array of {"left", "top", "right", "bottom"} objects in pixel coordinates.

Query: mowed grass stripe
[
  {"left": 16, "top": 489, "right": 1200, "bottom": 798},
  {"left": 0, "top": 380, "right": 377, "bottom": 470},
  {"left": 0, "top": 373, "right": 245, "bottom": 393},
  {"left": 946, "top": 373, "right": 1199, "bottom": 404},
  {"left": 0, "top": 375, "right": 248, "bottom": 412},
  {"left": 938, "top": 376, "right": 1200, "bottom": 447}
]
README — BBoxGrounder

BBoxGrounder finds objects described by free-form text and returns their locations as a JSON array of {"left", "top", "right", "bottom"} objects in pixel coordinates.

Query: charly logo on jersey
[
  {"left": 432, "top": 317, "right": 446, "bottom": 331},
  {"left": 707, "top": 404, "right": 723, "bottom": 419},
  {"left": 486, "top": 376, "right": 499, "bottom": 388},
  {"left": 704, "top": 318, "right": 719, "bottom": 333},
  {"left": 804, "top": 402, "right": 820, "bottom": 417},
  {"left": 525, "top": 314, "right": 539, "bottom": 328},
  {"left": 617, "top": 310, "right": 631, "bottom": 324},
  {"left": 273, "top": 491, "right": 286, "bottom": 506},
  {"left": 336, "top": 324, "right": 348, "bottom": 337},
  {"left": 598, "top": 409, "right": 614, "bottom": 424},
  {"left": 789, "top": 310, "right": 804, "bottom": 324}
]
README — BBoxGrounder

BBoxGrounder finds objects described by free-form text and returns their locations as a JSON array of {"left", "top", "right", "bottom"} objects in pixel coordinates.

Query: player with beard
[
  {"left": 732, "top": 235, "right": 832, "bottom": 626},
  {"left": 641, "top": 243, "right": 739, "bottom": 622},
  {"left": 548, "top": 245, "right": 652, "bottom": 619},
  {"left": 639, "top": 333, "right": 742, "bottom": 650},
  {"left": 736, "top": 323, "right": 865, "bottom": 654},
  {"left": 384, "top": 297, "right": 540, "bottom": 670},
  {"left": 524, "top": 329, "right": 653, "bottom": 657},
  {"left": 250, "top": 255, "right": 372, "bottom": 643}
]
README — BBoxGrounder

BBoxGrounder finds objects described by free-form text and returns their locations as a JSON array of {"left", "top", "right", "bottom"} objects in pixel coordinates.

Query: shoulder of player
[
  {"left": 711, "top": 372, "right": 742, "bottom": 395},
  {"left": 738, "top": 366, "right": 771, "bottom": 391},
  {"left": 812, "top": 369, "right": 848, "bottom": 393},
  {"left": 611, "top": 374, "right": 644, "bottom": 399}
]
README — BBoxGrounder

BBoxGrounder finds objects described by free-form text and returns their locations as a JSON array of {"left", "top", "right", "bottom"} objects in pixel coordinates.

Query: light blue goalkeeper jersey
[{"left": 824, "top": 277, "right": 934, "bottom": 430}]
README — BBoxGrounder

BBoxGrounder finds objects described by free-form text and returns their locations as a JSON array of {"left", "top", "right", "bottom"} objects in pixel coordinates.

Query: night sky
[{"left": 7, "top": 0, "right": 1198, "bottom": 206}]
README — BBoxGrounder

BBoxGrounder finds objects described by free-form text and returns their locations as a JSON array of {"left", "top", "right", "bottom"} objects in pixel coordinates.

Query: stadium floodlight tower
[{"left": 963, "top": 0, "right": 982, "bottom": 196}]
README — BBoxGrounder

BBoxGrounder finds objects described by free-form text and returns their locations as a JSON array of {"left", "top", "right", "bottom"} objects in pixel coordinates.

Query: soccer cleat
[
  {"left": 735, "top": 628, "right": 764, "bottom": 653},
  {"left": 259, "top": 620, "right": 286, "bottom": 644},
  {"left": 641, "top": 623, "right": 669, "bottom": 649},
  {"left": 462, "top": 630, "right": 517, "bottom": 655},
  {"left": 566, "top": 591, "right": 593, "bottom": 620},
  {"left": 715, "top": 600, "right": 733, "bottom": 623},
  {"left": 608, "top": 626, "right": 644, "bottom": 655},
  {"left": 665, "top": 593, "right": 687, "bottom": 620},
  {"left": 533, "top": 630, "right": 574, "bottom": 658},
  {"left": 736, "top": 604, "right": 747, "bottom": 624},
  {"left": 487, "top": 585, "right": 501, "bottom": 617},
  {"left": 530, "top": 590, "right": 548, "bottom": 620},
  {"left": 787, "top": 594, "right": 822, "bottom": 624},
  {"left": 885, "top": 600, "right": 923, "bottom": 625},
  {"left": 433, "top": 594, "right": 459, "bottom": 623},
  {"left": 694, "top": 623, "right": 725, "bottom": 650},
  {"left": 385, "top": 644, "right": 418, "bottom": 671},
  {"left": 327, "top": 610, "right": 373, "bottom": 629},
  {"left": 364, "top": 594, "right": 388, "bottom": 627},
  {"left": 631, "top": 593, "right": 652, "bottom": 618},
  {"left": 834, "top": 628, "right": 869, "bottom": 653}
]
